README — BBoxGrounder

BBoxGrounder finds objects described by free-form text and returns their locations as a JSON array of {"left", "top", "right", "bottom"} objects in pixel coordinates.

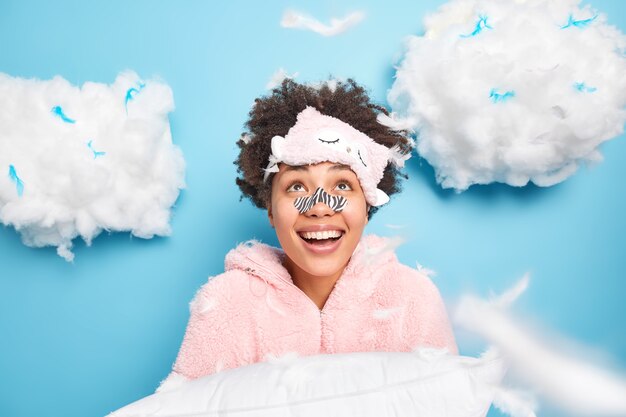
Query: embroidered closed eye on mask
[
  {"left": 294, "top": 187, "right": 347, "bottom": 214},
  {"left": 263, "top": 106, "right": 410, "bottom": 208}
]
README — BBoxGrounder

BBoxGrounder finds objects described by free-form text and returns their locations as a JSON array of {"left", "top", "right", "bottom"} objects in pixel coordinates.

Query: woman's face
[{"left": 268, "top": 161, "right": 368, "bottom": 280}]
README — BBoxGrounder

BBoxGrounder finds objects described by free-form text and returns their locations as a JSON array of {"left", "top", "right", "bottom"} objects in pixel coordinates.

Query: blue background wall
[{"left": 0, "top": 1, "right": 624, "bottom": 416}]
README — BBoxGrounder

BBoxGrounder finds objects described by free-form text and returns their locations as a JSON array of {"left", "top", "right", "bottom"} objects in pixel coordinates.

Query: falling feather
[
  {"left": 280, "top": 9, "right": 365, "bottom": 37},
  {"left": 491, "top": 387, "right": 538, "bottom": 417},
  {"left": 455, "top": 276, "right": 626, "bottom": 416},
  {"left": 388, "top": 144, "right": 412, "bottom": 168},
  {"left": 362, "top": 235, "right": 405, "bottom": 266},
  {"left": 416, "top": 261, "right": 437, "bottom": 278},
  {"left": 376, "top": 113, "right": 416, "bottom": 132},
  {"left": 266, "top": 68, "right": 299, "bottom": 90}
]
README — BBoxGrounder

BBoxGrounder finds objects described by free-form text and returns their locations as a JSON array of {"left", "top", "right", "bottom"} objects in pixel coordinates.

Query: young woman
[{"left": 158, "top": 79, "right": 456, "bottom": 391}]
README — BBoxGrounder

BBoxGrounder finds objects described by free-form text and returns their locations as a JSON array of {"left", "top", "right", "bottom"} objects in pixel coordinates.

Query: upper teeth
[{"left": 300, "top": 230, "right": 343, "bottom": 240}]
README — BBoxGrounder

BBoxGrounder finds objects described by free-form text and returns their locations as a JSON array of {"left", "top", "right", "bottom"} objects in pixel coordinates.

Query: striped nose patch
[{"left": 294, "top": 187, "right": 348, "bottom": 214}]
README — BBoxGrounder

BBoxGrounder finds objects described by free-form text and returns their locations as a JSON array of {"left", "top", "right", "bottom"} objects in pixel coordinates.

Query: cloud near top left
[{"left": 0, "top": 71, "right": 186, "bottom": 261}]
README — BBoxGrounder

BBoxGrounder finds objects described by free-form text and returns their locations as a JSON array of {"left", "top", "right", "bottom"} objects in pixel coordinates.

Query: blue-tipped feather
[
  {"left": 51, "top": 106, "right": 76, "bottom": 123},
  {"left": 561, "top": 14, "right": 597, "bottom": 29},
  {"left": 124, "top": 82, "right": 146, "bottom": 113},
  {"left": 574, "top": 82, "right": 597, "bottom": 93},
  {"left": 8, "top": 165, "right": 24, "bottom": 196},
  {"left": 490, "top": 89, "right": 516, "bottom": 103},
  {"left": 87, "top": 140, "right": 106, "bottom": 159},
  {"left": 461, "top": 15, "right": 492, "bottom": 38}
]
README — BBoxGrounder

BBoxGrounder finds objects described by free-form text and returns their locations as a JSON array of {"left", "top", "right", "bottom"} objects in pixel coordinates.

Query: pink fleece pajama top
[{"left": 161, "top": 234, "right": 457, "bottom": 388}]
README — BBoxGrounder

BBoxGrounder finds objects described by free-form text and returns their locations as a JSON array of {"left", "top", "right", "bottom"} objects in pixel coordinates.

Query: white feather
[
  {"left": 280, "top": 9, "right": 365, "bottom": 37},
  {"left": 266, "top": 68, "right": 299, "bottom": 90},
  {"left": 455, "top": 277, "right": 626, "bottom": 416}
]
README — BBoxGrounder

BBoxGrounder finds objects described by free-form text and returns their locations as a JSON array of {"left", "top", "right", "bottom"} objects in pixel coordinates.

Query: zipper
[{"left": 241, "top": 254, "right": 328, "bottom": 352}]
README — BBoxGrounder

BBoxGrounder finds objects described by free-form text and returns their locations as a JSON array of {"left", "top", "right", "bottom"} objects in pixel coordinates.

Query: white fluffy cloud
[
  {"left": 0, "top": 71, "right": 185, "bottom": 261},
  {"left": 387, "top": 0, "right": 626, "bottom": 191}
]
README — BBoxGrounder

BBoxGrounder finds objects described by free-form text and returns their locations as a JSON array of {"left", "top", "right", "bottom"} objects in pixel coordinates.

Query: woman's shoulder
[
  {"left": 392, "top": 262, "right": 440, "bottom": 293},
  {"left": 224, "top": 239, "right": 284, "bottom": 272},
  {"left": 367, "top": 262, "right": 447, "bottom": 318},
  {"left": 194, "top": 239, "right": 284, "bottom": 290},
  {"left": 189, "top": 269, "right": 250, "bottom": 311},
  {"left": 189, "top": 239, "right": 288, "bottom": 311},
  {"left": 358, "top": 235, "right": 441, "bottom": 295}
]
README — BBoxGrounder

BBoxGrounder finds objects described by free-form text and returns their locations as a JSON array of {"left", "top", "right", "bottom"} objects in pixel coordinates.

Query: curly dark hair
[{"left": 235, "top": 78, "right": 411, "bottom": 219}]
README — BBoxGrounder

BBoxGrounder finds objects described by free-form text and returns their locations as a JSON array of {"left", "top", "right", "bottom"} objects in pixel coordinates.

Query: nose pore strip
[{"left": 294, "top": 187, "right": 348, "bottom": 214}]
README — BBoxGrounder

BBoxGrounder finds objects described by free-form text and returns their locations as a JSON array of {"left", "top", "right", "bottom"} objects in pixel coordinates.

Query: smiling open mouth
[{"left": 297, "top": 230, "right": 344, "bottom": 245}]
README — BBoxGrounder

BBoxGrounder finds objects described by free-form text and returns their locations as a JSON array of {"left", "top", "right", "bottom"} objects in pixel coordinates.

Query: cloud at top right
[{"left": 387, "top": 0, "right": 626, "bottom": 191}]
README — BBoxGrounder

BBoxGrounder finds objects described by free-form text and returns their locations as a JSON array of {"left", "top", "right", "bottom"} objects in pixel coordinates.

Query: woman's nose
[{"left": 304, "top": 200, "right": 335, "bottom": 217}]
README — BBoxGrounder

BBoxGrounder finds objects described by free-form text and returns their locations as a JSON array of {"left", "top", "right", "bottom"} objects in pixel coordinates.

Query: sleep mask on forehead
[{"left": 263, "top": 107, "right": 410, "bottom": 207}]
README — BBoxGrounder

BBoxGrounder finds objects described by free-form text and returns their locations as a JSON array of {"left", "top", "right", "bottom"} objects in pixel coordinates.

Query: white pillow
[{"left": 108, "top": 350, "right": 504, "bottom": 417}]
